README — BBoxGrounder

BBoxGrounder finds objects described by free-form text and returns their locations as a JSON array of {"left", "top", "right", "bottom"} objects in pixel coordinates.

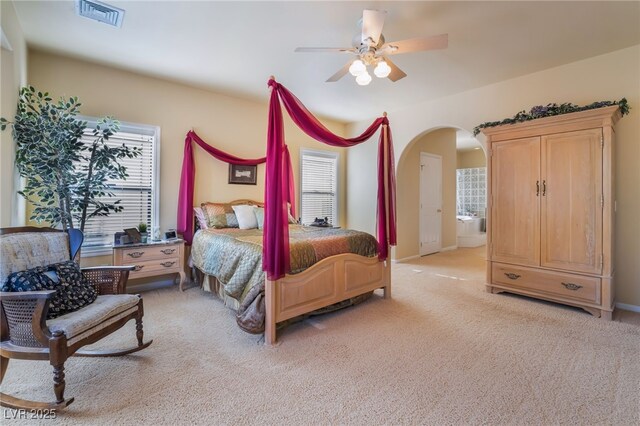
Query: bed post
[
  {"left": 265, "top": 278, "right": 277, "bottom": 345},
  {"left": 382, "top": 113, "right": 392, "bottom": 300},
  {"left": 264, "top": 75, "right": 278, "bottom": 346},
  {"left": 383, "top": 257, "right": 392, "bottom": 299}
]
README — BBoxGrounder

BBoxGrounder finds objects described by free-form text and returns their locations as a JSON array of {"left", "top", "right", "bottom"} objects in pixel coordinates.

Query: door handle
[
  {"left": 536, "top": 181, "right": 540, "bottom": 196},
  {"left": 436, "top": 209, "right": 442, "bottom": 213},
  {"left": 542, "top": 180, "right": 546, "bottom": 196}
]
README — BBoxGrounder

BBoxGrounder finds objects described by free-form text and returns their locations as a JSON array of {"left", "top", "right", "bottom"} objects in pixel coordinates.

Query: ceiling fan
[{"left": 295, "top": 9, "right": 448, "bottom": 85}]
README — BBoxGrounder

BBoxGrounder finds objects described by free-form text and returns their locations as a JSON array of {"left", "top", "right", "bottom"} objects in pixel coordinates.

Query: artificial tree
[{"left": 1, "top": 86, "right": 141, "bottom": 232}]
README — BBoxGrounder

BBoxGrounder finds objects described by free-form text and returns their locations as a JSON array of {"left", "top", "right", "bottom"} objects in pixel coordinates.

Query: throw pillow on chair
[{"left": 2, "top": 260, "right": 97, "bottom": 319}]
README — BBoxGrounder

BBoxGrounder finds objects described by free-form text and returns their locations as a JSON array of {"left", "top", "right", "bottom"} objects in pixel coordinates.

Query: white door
[{"left": 420, "top": 153, "right": 442, "bottom": 255}]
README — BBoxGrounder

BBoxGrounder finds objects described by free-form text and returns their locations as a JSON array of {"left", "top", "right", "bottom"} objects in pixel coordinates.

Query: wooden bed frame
[{"left": 193, "top": 199, "right": 391, "bottom": 345}]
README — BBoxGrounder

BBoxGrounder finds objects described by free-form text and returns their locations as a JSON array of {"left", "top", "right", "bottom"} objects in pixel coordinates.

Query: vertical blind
[
  {"left": 79, "top": 126, "right": 157, "bottom": 253},
  {"left": 300, "top": 150, "right": 338, "bottom": 226}
]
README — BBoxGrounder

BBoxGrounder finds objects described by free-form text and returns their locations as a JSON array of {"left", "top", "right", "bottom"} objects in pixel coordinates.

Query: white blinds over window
[
  {"left": 80, "top": 127, "right": 157, "bottom": 253},
  {"left": 301, "top": 150, "right": 338, "bottom": 226}
]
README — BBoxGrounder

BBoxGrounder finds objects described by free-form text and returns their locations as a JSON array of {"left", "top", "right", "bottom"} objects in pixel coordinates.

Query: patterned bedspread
[{"left": 191, "top": 225, "right": 378, "bottom": 333}]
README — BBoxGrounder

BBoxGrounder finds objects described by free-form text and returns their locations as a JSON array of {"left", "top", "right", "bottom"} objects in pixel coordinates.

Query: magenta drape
[
  {"left": 177, "top": 130, "right": 295, "bottom": 244},
  {"left": 283, "top": 145, "right": 296, "bottom": 218},
  {"left": 264, "top": 79, "right": 397, "bottom": 280}
]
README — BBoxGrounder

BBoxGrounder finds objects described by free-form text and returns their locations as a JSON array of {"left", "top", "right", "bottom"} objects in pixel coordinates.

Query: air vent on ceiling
[{"left": 75, "top": 0, "right": 125, "bottom": 28}]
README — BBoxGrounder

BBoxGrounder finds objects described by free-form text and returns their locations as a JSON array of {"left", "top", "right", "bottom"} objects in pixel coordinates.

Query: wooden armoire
[{"left": 482, "top": 106, "right": 623, "bottom": 319}]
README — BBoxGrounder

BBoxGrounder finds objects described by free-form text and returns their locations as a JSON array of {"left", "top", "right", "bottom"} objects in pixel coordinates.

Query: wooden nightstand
[{"left": 113, "top": 239, "right": 186, "bottom": 290}]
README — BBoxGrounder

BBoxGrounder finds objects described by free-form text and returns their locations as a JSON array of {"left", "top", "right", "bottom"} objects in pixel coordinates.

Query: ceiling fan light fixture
[
  {"left": 349, "top": 59, "right": 366, "bottom": 76},
  {"left": 356, "top": 71, "right": 372, "bottom": 86},
  {"left": 374, "top": 60, "right": 391, "bottom": 78}
]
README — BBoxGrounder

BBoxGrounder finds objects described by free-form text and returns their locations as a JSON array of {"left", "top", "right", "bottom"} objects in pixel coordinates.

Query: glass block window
[{"left": 456, "top": 167, "right": 487, "bottom": 218}]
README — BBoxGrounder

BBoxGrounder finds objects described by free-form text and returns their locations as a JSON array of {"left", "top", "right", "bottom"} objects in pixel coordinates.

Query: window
[
  {"left": 300, "top": 149, "right": 338, "bottom": 226},
  {"left": 79, "top": 119, "right": 159, "bottom": 256}
]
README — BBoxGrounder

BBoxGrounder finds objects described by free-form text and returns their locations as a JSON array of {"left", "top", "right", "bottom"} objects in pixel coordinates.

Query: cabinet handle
[
  {"left": 160, "top": 248, "right": 176, "bottom": 255},
  {"left": 127, "top": 251, "right": 145, "bottom": 258},
  {"left": 542, "top": 180, "right": 546, "bottom": 196},
  {"left": 133, "top": 265, "right": 144, "bottom": 272},
  {"left": 504, "top": 273, "right": 521, "bottom": 280},
  {"left": 160, "top": 261, "right": 176, "bottom": 268},
  {"left": 536, "top": 181, "right": 540, "bottom": 196},
  {"left": 561, "top": 282, "right": 583, "bottom": 291}
]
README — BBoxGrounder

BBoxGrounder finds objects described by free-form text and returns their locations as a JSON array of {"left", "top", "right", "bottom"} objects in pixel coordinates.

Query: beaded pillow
[
  {"left": 201, "top": 202, "right": 239, "bottom": 229},
  {"left": 2, "top": 261, "right": 98, "bottom": 319}
]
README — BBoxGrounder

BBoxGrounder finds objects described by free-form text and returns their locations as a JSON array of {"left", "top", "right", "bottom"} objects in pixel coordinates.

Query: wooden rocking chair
[{"left": 0, "top": 227, "right": 153, "bottom": 410}]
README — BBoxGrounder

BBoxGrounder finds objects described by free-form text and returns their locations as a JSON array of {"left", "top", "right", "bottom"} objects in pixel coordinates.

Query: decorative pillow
[
  {"left": 232, "top": 205, "right": 258, "bottom": 230},
  {"left": 2, "top": 261, "right": 97, "bottom": 319},
  {"left": 201, "top": 202, "right": 239, "bottom": 229},
  {"left": 250, "top": 206, "right": 295, "bottom": 229},
  {"left": 254, "top": 207, "right": 265, "bottom": 230},
  {"left": 193, "top": 207, "right": 208, "bottom": 230}
]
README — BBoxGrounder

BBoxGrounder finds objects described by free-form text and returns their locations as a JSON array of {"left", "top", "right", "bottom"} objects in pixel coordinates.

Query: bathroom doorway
[
  {"left": 419, "top": 152, "right": 442, "bottom": 255},
  {"left": 455, "top": 130, "right": 487, "bottom": 248}
]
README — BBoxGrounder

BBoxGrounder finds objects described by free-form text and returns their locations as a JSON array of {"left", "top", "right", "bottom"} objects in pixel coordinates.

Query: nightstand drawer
[
  {"left": 128, "top": 257, "right": 181, "bottom": 279},
  {"left": 113, "top": 239, "right": 186, "bottom": 290},
  {"left": 120, "top": 245, "right": 180, "bottom": 261}
]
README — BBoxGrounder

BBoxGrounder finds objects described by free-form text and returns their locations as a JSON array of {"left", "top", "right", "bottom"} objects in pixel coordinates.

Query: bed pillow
[
  {"left": 254, "top": 207, "right": 265, "bottom": 230},
  {"left": 2, "top": 260, "right": 98, "bottom": 319},
  {"left": 251, "top": 206, "right": 295, "bottom": 228},
  {"left": 232, "top": 205, "right": 258, "bottom": 230},
  {"left": 287, "top": 204, "right": 298, "bottom": 224},
  {"left": 201, "top": 202, "right": 239, "bottom": 229},
  {"left": 194, "top": 207, "right": 209, "bottom": 230}
]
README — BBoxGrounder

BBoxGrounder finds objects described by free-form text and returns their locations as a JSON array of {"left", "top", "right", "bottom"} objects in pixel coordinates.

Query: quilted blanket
[{"left": 191, "top": 225, "right": 378, "bottom": 333}]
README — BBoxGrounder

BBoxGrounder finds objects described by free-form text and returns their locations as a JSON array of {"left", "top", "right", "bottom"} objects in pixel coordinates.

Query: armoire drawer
[{"left": 492, "top": 263, "right": 601, "bottom": 304}]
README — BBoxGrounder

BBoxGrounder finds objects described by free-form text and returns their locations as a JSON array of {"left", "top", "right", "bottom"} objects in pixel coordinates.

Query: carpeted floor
[{"left": 3, "top": 247, "right": 639, "bottom": 425}]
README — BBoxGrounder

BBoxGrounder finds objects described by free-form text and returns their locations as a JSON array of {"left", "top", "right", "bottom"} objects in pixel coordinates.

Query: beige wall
[
  {"left": 27, "top": 50, "right": 348, "bottom": 266},
  {"left": 396, "top": 128, "right": 457, "bottom": 260},
  {"left": 347, "top": 45, "right": 640, "bottom": 307},
  {"left": 0, "top": 0, "right": 27, "bottom": 226},
  {"left": 457, "top": 149, "right": 486, "bottom": 169}
]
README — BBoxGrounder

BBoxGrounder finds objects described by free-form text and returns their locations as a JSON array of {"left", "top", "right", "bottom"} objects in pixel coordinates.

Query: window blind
[
  {"left": 300, "top": 150, "right": 338, "bottom": 226},
  {"left": 78, "top": 125, "right": 158, "bottom": 254}
]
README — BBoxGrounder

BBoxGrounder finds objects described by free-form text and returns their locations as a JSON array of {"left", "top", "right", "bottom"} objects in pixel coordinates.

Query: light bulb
[
  {"left": 356, "top": 71, "right": 372, "bottom": 86},
  {"left": 374, "top": 60, "right": 391, "bottom": 78},
  {"left": 349, "top": 59, "right": 366, "bottom": 76}
]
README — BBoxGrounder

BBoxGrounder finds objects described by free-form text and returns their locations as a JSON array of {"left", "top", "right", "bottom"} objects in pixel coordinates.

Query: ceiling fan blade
[
  {"left": 295, "top": 47, "right": 355, "bottom": 53},
  {"left": 383, "top": 56, "right": 407, "bottom": 82},
  {"left": 361, "top": 9, "right": 386, "bottom": 45},
  {"left": 380, "top": 34, "right": 448, "bottom": 55},
  {"left": 326, "top": 61, "right": 353, "bottom": 82}
]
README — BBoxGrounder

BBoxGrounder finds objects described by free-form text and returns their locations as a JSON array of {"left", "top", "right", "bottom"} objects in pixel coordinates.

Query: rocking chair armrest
[
  {"left": 81, "top": 266, "right": 136, "bottom": 272},
  {"left": 0, "top": 290, "right": 57, "bottom": 300},
  {"left": 81, "top": 266, "right": 134, "bottom": 295}
]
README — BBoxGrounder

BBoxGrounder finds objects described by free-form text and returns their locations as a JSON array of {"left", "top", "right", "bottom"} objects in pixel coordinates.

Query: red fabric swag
[{"left": 177, "top": 130, "right": 296, "bottom": 244}]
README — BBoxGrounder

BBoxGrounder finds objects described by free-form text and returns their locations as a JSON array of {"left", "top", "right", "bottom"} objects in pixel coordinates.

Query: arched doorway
[{"left": 395, "top": 126, "right": 486, "bottom": 262}]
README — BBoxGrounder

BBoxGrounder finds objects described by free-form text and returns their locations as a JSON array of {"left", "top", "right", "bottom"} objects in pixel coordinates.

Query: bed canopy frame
[{"left": 178, "top": 77, "right": 397, "bottom": 344}]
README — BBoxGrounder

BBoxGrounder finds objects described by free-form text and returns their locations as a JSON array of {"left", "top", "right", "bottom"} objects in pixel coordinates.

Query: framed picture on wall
[{"left": 228, "top": 164, "right": 257, "bottom": 185}]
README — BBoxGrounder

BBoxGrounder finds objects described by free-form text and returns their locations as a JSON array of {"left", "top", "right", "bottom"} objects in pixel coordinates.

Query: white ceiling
[{"left": 12, "top": 1, "right": 640, "bottom": 123}]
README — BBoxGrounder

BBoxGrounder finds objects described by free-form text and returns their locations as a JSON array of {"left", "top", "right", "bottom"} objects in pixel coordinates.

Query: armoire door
[
  {"left": 541, "top": 128, "right": 603, "bottom": 274},
  {"left": 491, "top": 137, "right": 540, "bottom": 266}
]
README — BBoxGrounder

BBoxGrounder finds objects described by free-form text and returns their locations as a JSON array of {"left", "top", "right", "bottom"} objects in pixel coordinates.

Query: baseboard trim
[
  {"left": 441, "top": 245, "right": 458, "bottom": 252},
  {"left": 393, "top": 255, "right": 420, "bottom": 263},
  {"left": 615, "top": 303, "right": 640, "bottom": 313}
]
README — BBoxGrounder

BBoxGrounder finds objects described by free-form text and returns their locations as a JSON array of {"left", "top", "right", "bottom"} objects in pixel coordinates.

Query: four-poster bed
[
  {"left": 190, "top": 199, "right": 391, "bottom": 344},
  {"left": 178, "top": 77, "right": 396, "bottom": 344}
]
